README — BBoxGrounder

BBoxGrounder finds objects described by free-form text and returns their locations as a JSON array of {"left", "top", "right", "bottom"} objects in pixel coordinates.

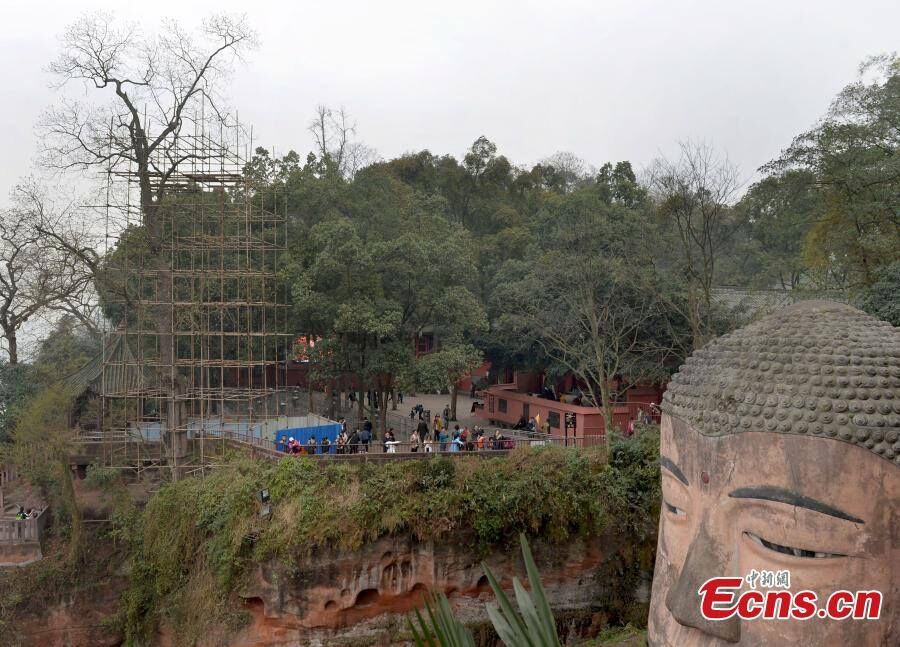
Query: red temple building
[{"left": 474, "top": 370, "right": 663, "bottom": 442}]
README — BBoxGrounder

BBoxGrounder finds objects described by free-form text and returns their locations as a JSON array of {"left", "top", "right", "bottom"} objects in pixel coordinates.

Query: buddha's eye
[
  {"left": 664, "top": 501, "right": 686, "bottom": 517},
  {"left": 745, "top": 531, "right": 844, "bottom": 559}
]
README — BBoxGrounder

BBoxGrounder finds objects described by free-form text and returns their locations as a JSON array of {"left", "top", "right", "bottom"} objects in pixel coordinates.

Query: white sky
[{"left": 1, "top": 0, "right": 899, "bottom": 205}]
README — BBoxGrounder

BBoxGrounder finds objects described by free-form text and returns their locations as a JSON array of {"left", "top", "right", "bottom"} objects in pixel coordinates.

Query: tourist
[
  {"left": 438, "top": 427, "right": 449, "bottom": 452},
  {"left": 397, "top": 391, "right": 403, "bottom": 404},
  {"left": 424, "top": 431, "right": 434, "bottom": 453},
  {"left": 470, "top": 382, "right": 476, "bottom": 398},
  {"left": 349, "top": 428, "right": 360, "bottom": 454},
  {"left": 385, "top": 429, "right": 401, "bottom": 453},
  {"left": 359, "top": 426, "right": 371, "bottom": 452},
  {"left": 307, "top": 436, "right": 318, "bottom": 454},
  {"left": 475, "top": 430, "right": 485, "bottom": 451},
  {"left": 410, "top": 429, "right": 419, "bottom": 452},
  {"left": 416, "top": 418, "right": 429, "bottom": 438},
  {"left": 450, "top": 431, "right": 462, "bottom": 452},
  {"left": 15, "top": 506, "right": 25, "bottom": 520},
  {"left": 442, "top": 404, "right": 450, "bottom": 428},
  {"left": 321, "top": 436, "right": 331, "bottom": 454},
  {"left": 382, "top": 428, "right": 396, "bottom": 453}
]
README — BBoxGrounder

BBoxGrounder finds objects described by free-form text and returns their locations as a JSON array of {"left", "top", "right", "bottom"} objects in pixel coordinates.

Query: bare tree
[
  {"left": 0, "top": 185, "right": 95, "bottom": 364},
  {"left": 647, "top": 141, "right": 742, "bottom": 348},
  {"left": 540, "top": 151, "right": 591, "bottom": 193},
  {"left": 15, "top": 182, "right": 103, "bottom": 337},
  {"left": 308, "top": 105, "right": 377, "bottom": 178},
  {"left": 343, "top": 141, "right": 379, "bottom": 180},
  {"left": 41, "top": 12, "right": 256, "bottom": 215}
]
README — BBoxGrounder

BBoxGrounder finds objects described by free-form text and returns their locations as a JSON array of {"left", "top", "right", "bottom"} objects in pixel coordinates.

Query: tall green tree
[
  {"left": 496, "top": 184, "right": 688, "bottom": 434},
  {"left": 762, "top": 54, "right": 900, "bottom": 288},
  {"left": 735, "top": 170, "right": 823, "bottom": 289},
  {"left": 286, "top": 165, "right": 484, "bottom": 431}
]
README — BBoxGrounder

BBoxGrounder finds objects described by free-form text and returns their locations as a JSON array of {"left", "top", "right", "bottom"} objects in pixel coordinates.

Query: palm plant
[{"left": 408, "top": 533, "right": 562, "bottom": 646}]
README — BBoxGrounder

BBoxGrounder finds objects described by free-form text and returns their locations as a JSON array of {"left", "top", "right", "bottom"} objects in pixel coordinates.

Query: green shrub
[
  {"left": 118, "top": 434, "right": 662, "bottom": 644},
  {"left": 415, "top": 457, "right": 456, "bottom": 490},
  {"left": 85, "top": 462, "right": 121, "bottom": 488}
]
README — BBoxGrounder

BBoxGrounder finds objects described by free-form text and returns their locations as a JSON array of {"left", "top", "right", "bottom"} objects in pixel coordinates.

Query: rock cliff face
[
  {"left": 10, "top": 575, "right": 127, "bottom": 647},
  {"left": 7, "top": 531, "right": 649, "bottom": 646},
  {"left": 230, "top": 533, "right": 619, "bottom": 646}
]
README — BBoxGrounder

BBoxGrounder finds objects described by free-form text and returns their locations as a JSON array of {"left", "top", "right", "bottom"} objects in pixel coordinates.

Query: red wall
[
  {"left": 478, "top": 384, "right": 662, "bottom": 437},
  {"left": 456, "top": 361, "right": 492, "bottom": 392}
]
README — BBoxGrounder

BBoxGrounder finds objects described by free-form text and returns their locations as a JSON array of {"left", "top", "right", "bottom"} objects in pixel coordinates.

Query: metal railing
[{"left": 232, "top": 434, "right": 610, "bottom": 460}]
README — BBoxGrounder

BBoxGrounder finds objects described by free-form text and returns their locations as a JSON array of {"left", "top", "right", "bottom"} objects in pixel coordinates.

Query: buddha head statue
[{"left": 648, "top": 301, "right": 899, "bottom": 646}]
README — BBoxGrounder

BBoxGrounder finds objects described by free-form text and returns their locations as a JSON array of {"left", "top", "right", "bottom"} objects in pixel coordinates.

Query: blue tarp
[{"left": 276, "top": 424, "right": 342, "bottom": 454}]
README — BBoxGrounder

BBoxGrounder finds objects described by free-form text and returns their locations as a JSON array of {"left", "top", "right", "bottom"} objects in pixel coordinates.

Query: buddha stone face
[{"left": 647, "top": 302, "right": 900, "bottom": 646}]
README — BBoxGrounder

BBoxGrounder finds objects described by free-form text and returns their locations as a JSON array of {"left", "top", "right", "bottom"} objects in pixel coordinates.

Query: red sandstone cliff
[
  {"left": 8, "top": 531, "right": 647, "bottom": 646},
  {"left": 231, "top": 534, "right": 610, "bottom": 645}
]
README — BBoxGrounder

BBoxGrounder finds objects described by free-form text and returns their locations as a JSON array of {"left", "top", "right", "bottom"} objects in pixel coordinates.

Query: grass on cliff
[{"left": 112, "top": 430, "right": 660, "bottom": 645}]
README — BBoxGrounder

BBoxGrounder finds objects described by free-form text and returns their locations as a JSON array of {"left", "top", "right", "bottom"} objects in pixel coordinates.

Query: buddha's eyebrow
[
  {"left": 729, "top": 486, "right": 864, "bottom": 524},
  {"left": 660, "top": 455, "right": 688, "bottom": 486}
]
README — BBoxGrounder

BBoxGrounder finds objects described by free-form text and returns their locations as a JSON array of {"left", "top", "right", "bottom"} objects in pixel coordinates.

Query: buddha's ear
[{"left": 665, "top": 525, "right": 740, "bottom": 643}]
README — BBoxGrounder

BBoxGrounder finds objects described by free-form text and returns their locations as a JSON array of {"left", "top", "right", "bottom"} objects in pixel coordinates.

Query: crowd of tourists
[{"left": 280, "top": 409, "right": 515, "bottom": 456}]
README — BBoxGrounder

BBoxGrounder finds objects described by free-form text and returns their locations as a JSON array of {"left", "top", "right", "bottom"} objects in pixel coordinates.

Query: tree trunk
[
  {"left": 379, "top": 390, "right": 389, "bottom": 437},
  {"left": 325, "top": 382, "right": 335, "bottom": 419},
  {"left": 58, "top": 452, "right": 83, "bottom": 564},
  {"left": 391, "top": 390, "right": 397, "bottom": 411},
  {"left": 6, "top": 330, "right": 17, "bottom": 365},
  {"left": 450, "top": 384, "right": 458, "bottom": 421},
  {"left": 598, "top": 379, "right": 615, "bottom": 447},
  {"left": 688, "top": 286, "right": 708, "bottom": 349},
  {"left": 357, "top": 384, "right": 365, "bottom": 428}
]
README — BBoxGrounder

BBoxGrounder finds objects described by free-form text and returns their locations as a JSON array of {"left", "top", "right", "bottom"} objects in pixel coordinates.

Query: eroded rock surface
[{"left": 233, "top": 534, "right": 610, "bottom": 645}]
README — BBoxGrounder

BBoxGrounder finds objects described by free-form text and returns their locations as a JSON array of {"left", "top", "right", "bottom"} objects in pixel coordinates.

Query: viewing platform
[{"left": 0, "top": 464, "right": 49, "bottom": 566}]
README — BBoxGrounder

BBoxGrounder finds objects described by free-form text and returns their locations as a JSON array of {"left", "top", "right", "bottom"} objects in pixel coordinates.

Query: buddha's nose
[{"left": 665, "top": 524, "right": 740, "bottom": 643}]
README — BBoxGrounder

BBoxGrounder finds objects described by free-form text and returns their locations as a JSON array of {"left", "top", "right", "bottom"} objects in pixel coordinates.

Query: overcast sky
[{"left": 2, "top": 0, "right": 898, "bottom": 205}]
